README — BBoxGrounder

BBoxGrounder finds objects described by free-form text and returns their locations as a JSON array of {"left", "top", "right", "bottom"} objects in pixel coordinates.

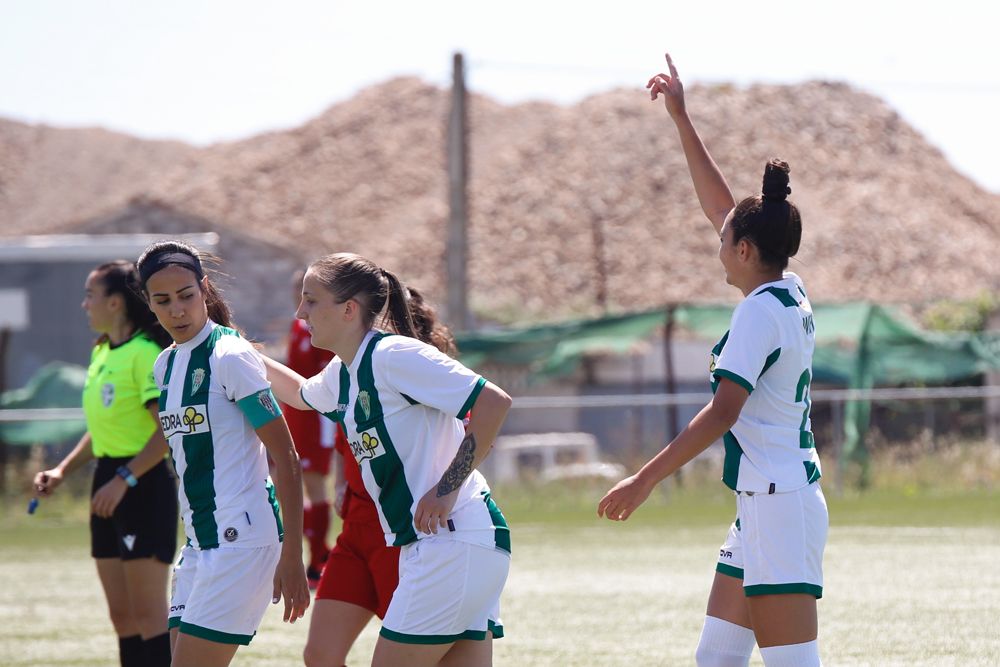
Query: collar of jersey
[
  {"left": 346, "top": 329, "right": 382, "bottom": 374},
  {"left": 750, "top": 272, "right": 796, "bottom": 298},
  {"left": 175, "top": 320, "right": 215, "bottom": 351}
]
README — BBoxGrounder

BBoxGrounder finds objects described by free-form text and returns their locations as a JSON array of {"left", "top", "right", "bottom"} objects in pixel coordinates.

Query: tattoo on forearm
[{"left": 437, "top": 433, "right": 477, "bottom": 497}]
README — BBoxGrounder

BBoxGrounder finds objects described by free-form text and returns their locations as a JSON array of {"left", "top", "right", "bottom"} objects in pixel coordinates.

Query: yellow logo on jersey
[
  {"left": 349, "top": 430, "right": 386, "bottom": 463},
  {"left": 159, "top": 405, "right": 209, "bottom": 438}
]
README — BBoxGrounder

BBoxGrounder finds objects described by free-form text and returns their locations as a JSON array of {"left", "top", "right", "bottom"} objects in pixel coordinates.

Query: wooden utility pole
[{"left": 446, "top": 52, "right": 471, "bottom": 331}]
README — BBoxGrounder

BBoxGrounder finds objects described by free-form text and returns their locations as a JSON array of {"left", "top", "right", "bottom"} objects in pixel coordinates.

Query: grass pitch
[{"left": 1, "top": 485, "right": 998, "bottom": 666}]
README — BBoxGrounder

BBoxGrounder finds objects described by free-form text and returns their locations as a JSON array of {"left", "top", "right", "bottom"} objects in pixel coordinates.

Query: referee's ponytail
[{"left": 92, "top": 260, "right": 172, "bottom": 349}]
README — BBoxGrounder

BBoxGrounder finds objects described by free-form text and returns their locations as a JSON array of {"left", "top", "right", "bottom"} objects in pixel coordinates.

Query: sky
[{"left": 3, "top": 1, "right": 998, "bottom": 192}]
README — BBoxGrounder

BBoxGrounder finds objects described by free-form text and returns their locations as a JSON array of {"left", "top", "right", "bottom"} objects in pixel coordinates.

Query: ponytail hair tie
[{"left": 761, "top": 159, "right": 791, "bottom": 202}]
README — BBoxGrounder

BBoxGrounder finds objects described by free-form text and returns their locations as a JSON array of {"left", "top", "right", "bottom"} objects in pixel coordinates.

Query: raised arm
[{"left": 648, "top": 53, "right": 736, "bottom": 234}]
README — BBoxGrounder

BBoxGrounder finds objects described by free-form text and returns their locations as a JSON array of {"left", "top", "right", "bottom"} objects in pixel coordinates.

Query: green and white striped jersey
[
  {"left": 301, "top": 330, "right": 510, "bottom": 553},
  {"left": 710, "top": 272, "right": 822, "bottom": 493},
  {"left": 155, "top": 321, "right": 284, "bottom": 550}
]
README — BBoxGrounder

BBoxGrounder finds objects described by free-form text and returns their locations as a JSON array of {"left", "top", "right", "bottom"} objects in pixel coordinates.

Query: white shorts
[
  {"left": 169, "top": 543, "right": 282, "bottom": 645},
  {"left": 380, "top": 536, "right": 510, "bottom": 644},
  {"left": 716, "top": 483, "right": 828, "bottom": 598}
]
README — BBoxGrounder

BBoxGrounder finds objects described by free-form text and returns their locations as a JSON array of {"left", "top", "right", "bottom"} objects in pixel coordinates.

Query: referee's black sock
[
  {"left": 143, "top": 632, "right": 172, "bottom": 667},
  {"left": 117, "top": 634, "right": 144, "bottom": 667}
]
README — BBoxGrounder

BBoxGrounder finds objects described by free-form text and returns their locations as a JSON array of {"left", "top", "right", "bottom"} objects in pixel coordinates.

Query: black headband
[{"left": 139, "top": 252, "right": 204, "bottom": 288}]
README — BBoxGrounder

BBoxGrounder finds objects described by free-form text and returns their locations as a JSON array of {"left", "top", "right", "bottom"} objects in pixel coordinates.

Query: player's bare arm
[
  {"left": 413, "top": 382, "right": 512, "bottom": 534},
  {"left": 650, "top": 52, "right": 735, "bottom": 234},
  {"left": 256, "top": 417, "right": 310, "bottom": 623},
  {"left": 261, "top": 355, "right": 311, "bottom": 410},
  {"left": 598, "top": 378, "right": 748, "bottom": 521}
]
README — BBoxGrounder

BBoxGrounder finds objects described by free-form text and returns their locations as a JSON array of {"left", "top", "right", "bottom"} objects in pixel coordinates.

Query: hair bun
[{"left": 762, "top": 159, "right": 791, "bottom": 201}]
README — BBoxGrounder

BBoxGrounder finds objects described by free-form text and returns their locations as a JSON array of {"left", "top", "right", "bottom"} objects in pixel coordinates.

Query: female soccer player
[
  {"left": 264, "top": 253, "right": 512, "bottom": 667},
  {"left": 598, "top": 54, "right": 828, "bottom": 667},
  {"left": 33, "top": 260, "right": 178, "bottom": 667},
  {"left": 302, "top": 283, "right": 460, "bottom": 667},
  {"left": 136, "top": 240, "right": 309, "bottom": 667}
]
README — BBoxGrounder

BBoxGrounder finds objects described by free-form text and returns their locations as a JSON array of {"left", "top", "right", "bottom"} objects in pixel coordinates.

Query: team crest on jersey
[
  {"left": 101, "top": 383, "right": 115, "bottom": 407},
  {"left": 350, "top": 430, "right": 386, "bottom": 462},
  {"left": 358, "top": 390, "right": 371, "bottom": 419},
  {"left": 190, "top": 368, "right": 206, "bottom": 395},
  {"left": 258, "top": 390, "right": 278, "bottom": 416},
  {"left": 159, "top": 405, "right": 210, "bottom": 438}
]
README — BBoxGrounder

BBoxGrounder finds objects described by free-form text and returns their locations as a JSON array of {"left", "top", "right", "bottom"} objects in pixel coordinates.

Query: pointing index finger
[{"left": 665, "top": 53, "right": 679, "bottom": 79}]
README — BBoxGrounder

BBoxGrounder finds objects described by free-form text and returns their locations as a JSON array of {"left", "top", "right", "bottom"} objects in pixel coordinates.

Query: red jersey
[{"left": 284, "top": 319, "right": 336, "bottom": 472}]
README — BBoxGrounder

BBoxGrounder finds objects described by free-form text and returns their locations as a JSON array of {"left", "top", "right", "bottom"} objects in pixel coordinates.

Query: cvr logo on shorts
[
  {"left": 719, "top": 549, "right": 733, "bottom": 560},
  {"left": 350, "top": 431, "right": 386, "bottom": 463},
  {"left": 159, "top": 405, "right": 210, "bottom": 438}
]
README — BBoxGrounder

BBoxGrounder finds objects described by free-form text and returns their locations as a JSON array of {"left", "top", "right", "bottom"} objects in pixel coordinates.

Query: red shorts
[
  {"left": 316, "top": 518, "right": 400, "bottom": 619},
  {"left": 285, "top": 407, "right": 336, "bottom": 476}
]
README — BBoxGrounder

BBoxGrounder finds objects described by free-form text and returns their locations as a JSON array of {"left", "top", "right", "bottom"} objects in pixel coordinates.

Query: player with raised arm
[{"left": 598, "top": 54, "right": 828, "bottom": 667}]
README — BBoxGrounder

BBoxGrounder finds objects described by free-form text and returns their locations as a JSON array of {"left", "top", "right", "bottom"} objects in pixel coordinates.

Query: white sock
[
  {"left": 694, "top": 616, "right": 756, "bottom": 667},
  {"left": 760, "top": 639, "right": 821, "bottom": 667}
]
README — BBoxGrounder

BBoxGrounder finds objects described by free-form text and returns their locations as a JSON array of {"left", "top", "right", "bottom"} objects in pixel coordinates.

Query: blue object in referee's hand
[{"left": 27, "top": 497, "right": 39, "bottom": 515}]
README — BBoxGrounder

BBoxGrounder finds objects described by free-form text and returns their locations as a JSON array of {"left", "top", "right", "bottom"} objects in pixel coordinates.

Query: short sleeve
[
  {"left": 132, "top": 339, "right": 162, "bottom": 405},
  {"left": 215, "top": 340, "right": 271, "bottom": 402},
  {"left": 214, "top": 339, "right": 284, "bottom": 428},
  {"left": 301, "top": 357, "right": 346, "bottom": 421},
  {"left": 380, "top": 338, "right": 485, "bottom": 418},
  {"left": 714, "top": 300, "right": 780, "bottom": 394}
]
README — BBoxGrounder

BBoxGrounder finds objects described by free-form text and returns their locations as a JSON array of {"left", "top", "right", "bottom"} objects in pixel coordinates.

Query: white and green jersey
[
  {"left": 155, "top": 321, "right": 285, "bottom": 550},
  {"left": 301, "top": 330, "right": 510, "bottom": 553},
  {"left": 710, "top": 272, "right": 822, "bottom": 493}
]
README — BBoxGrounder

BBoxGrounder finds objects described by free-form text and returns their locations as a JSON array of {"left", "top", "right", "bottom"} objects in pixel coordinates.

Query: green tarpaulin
[
  {"left": 0, "top": 362, "right": 87, "bottom": 445},
  {"left": 456, "top": 303, "right": 1000, "bottom": 469}
]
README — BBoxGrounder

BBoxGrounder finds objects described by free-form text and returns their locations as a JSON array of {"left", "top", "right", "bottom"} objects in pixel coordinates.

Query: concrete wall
[{"left": 1, "top": 202, "right": 307, "bottom": 389}]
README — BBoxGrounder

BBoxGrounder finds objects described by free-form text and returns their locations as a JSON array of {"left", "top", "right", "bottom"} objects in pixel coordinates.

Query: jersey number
[{"left": 795, "top": 369, "right": 815, "bottom": 449}]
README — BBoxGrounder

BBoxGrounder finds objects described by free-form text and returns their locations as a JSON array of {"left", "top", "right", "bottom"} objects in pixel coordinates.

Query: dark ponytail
[
  {"left": 310, "top": 253, "right": 416, "bottom": 338},
  {"left": 92, "top": 260, "right": 172, "bottom": 349},
  {"left": 136, "top": 240, "right": 238, "bottom": 331},
  {"left": 406, "top": 286, "right": 458, "bottom": 356},
  {"left": 729, "top": 158, "right": 802, "bottom": 270}
]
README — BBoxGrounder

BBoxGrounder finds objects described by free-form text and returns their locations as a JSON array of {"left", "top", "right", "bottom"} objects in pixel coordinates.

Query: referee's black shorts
[{"left": 91, "top": 456, "right": 178, "bottom": 564}]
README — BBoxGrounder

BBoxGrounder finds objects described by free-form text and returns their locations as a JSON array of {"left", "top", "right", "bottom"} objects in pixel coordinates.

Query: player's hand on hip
[
  {"left": 647, "top": 52, "right": 686, "bottom": 118},
  {"left": 273, "top": 553, "right": 311, "bottom": 623},
  {"left": 414, "top": 486, "right": 459, "bottom": 535},
  {"left": 597, "top": 474, "right": 654, "bottom": 522},
  {"left": 91, "top": 477, "right": 128, "bottom": 518}
]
